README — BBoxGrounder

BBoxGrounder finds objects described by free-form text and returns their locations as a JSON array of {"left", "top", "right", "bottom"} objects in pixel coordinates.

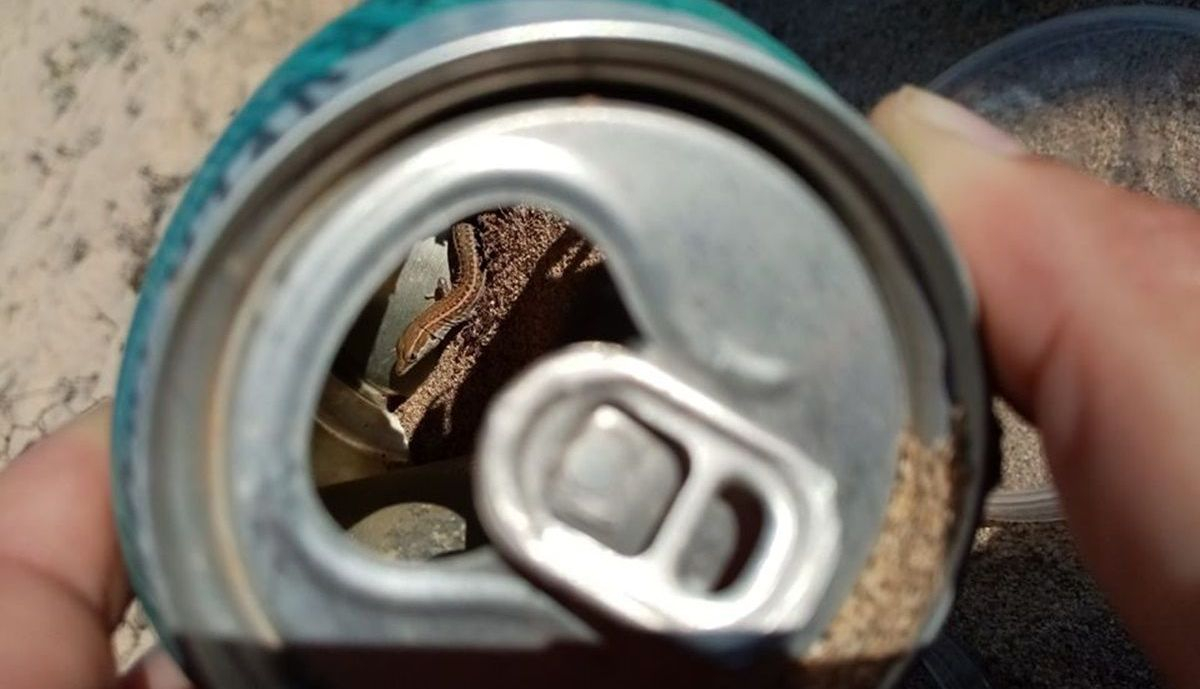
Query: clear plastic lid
[{"left": 931, "top": 7, "right": 1200, "bottom": 522}]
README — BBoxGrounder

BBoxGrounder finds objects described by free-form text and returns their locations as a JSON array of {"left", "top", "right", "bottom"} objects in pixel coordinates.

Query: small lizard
[{"left": 394, "top": 222, "right": 486, "bottom": 376}]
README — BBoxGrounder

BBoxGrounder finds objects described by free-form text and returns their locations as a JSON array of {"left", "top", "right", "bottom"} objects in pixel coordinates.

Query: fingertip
[
  {"left": 873, "top": 82, "right": 1200, "bottom": 687},
  {"left": 871, "top": 85, "right": 1025, "bottom": 159},
  {"left": 0, "top": 399, "right": 130, "bottom": 627},
  {"left": 871, "top": 87, "right": 1067, "bottom": 410},
  {"left": 64, "top": 398, "right": 113, "bottom": 453}
]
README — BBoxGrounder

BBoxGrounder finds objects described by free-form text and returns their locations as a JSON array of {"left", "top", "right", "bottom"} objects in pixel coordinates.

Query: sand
[
  {"left": 995, "top": 400, "right": 1051, "bottom": 492},
  {"left": 799, "top": 432, "right": 961, "bottom": 688}
]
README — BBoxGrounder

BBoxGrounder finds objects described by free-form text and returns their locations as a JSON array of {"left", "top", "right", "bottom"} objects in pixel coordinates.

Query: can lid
[{"left": 225, "top": 90, "right": 917, "bottom": 647}]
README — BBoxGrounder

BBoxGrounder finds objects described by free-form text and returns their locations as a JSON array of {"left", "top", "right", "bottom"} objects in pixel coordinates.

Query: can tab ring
[{"left": 475, "top": 343, "right": 841, "bottom": 639}]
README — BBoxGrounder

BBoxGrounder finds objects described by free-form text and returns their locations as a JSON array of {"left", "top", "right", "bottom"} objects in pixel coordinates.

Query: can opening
[{"left": 310, "top": 206, "right": 638, "bottom": 562}]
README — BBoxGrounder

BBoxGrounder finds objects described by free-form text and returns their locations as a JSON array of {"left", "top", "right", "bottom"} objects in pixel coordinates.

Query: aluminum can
[{"left": 113, "top": 1, "right": 992, "bottom": 687}]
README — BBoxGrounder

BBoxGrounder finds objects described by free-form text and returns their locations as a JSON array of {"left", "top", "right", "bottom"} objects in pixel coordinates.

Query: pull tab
[{"left": 475, "top": 344, "right": 840, "bottom": 637}]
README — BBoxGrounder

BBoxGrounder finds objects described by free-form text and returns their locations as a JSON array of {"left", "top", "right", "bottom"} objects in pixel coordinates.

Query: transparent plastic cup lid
[{"left": 931, "top": 6, "right": 1200, "bottom": 522}]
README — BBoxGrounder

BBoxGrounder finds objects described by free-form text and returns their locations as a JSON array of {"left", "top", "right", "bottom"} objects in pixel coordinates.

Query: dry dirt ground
[
  {"left": 0, "top": 0, "right": 1159, "bottom": 685},
  {"left": 0, "top": 0, "right": 355, "bottom": 668}
]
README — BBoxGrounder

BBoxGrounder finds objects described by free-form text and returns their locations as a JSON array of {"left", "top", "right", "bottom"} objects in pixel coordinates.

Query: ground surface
[{"left": 0, "top": 0, "right": 1190, "bottom": 684}]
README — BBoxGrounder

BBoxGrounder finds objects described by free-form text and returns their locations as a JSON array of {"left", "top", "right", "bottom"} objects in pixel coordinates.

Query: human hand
[
  {"left": 871, "top": 86, "right": 1200, "bottom": 688},
  {"left": 0, "top": 403, "right": 192, "bottom": 689}
]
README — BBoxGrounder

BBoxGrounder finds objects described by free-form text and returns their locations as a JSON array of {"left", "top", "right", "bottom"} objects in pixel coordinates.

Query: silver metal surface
[
  {"left": 477, "top": 344, "right": 840, "bottom": 635},
  {"left": 310, "top": 378, "right": 405, "bottom": 485},
  {"left": 117, "top": 1, "right": 991, "bottom": 685}
]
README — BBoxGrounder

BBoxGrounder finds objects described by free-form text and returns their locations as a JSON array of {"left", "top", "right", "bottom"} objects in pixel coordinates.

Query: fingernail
[
  {"left": 897, "top": 85, "right": 1025, "bottom": 156},
  {"left": 72, "top": 399, "right": 113, "bottom": 441}
]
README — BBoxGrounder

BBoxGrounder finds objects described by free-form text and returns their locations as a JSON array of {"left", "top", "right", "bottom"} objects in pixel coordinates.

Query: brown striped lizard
[{"left": 393, "top": 222, "right": 486, "bottom": 376}]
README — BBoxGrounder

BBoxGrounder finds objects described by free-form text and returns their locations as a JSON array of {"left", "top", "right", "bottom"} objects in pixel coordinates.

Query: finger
[
  {"left": 0, "top": 553, "right": 116, "bottom": 687},
  {"left": 0, "top": 402, "right": 131, "bottom": 689},
  {"left": 871, "top": 86, "right": 1200, "bottom": 686},
  {"left": 120, "top": 648, "right": 194, "bottom": 689},
  {"left": 0, "top": 402, "right": 128, "bottom": 624}
]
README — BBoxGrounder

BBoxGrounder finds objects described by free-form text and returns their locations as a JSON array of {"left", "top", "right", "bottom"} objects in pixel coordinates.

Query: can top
[{"left": 114, "top": 1, "right": 990, "bottom": 686}]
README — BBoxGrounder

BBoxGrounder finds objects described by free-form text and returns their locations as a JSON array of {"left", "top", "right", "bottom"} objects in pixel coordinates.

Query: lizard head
[{"left": 394, "top": 329, "right": 434, "bottom": 376}]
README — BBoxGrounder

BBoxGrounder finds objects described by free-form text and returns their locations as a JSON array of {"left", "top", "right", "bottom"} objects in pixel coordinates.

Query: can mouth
[{"left": 312, "top": 206, "right": 639, "bottom": 562}]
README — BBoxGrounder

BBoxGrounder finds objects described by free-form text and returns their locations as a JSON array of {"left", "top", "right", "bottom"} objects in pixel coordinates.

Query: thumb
[{"left": 871, "top": 86, "right": 1200, "bottom": 687}]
